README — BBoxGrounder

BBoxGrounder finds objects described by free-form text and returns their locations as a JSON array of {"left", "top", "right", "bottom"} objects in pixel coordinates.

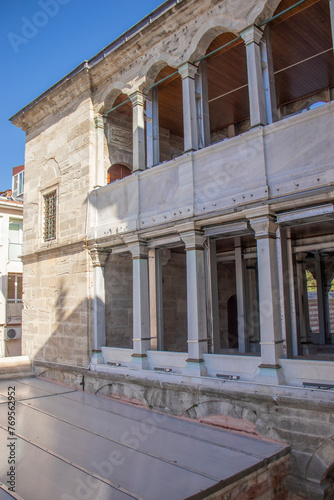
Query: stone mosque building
[{"left": 10, "top": 0, "right": 334, "bottom": 497}]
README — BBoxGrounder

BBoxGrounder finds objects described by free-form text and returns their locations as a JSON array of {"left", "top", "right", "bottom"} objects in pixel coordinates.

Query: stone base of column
[
  {"left": 129, "top": 353, "right": 149, "bottom": 370},
  {"left": 256, "top": 364, "right": 285, "bottom": 385},
  {"left": 90, "top": 350, "right": 104, "bottom": 370},
  {"left": 183, "top": 358, "right": 207, "bottom": 377}
]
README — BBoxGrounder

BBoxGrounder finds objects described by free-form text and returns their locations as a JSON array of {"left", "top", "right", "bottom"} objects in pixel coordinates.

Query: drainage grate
[
  {"left": 216, "top": 374, "right": 240, "bottom": 381},
  {"left": 303, "top": 382, "right": 334, "bottom": 390}
]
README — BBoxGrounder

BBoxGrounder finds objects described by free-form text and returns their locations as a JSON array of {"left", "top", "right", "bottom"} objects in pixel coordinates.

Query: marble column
[
  {"left": 148, "top": 248, "right": 164, "bottom": 351},
  {"left": 330, "top": 0, "right": 334, "bottom": 54},
  {"left": 94, "top": 115, "right": 106, "bottom": 188},
  {"left": 146, "top": 87, "right": 160, "bottom": 168},
  {"left": 178, "top": 62, "right": 199, "bottom": 152},
  {"left": 130, "top": 91, "right": 146, "bottom": 171},
  {"left": 241, "top": 26, "right": 267, "bottom": 128},
  {"left": 206, "top": 239, "right": 220, "bottom": 353},
  {"left": 249, "top": 214, "right": 284, "bottom": 382},
  {"left": 90, "top": 247, "right": 109, "bottom": 366},
  {"left": 261, "top": 27, "right": 278, "bottom": 124},
  {"left": 315, "top": 252, "right": 326, "bottom": 345},
  {"left": 180, "top": 230, "right": 208, "bottom": 375},
  {"left": 276, "top": 226, "right": 293, "bottom": 358},
  {"left": 127, "top": 237, "right": 150, "bottom": 368},
  {"left": 235, "top": 237, "right": 247, "bottom": 353},
  {"left": 196, "top": 60, "right": 210, "bottom": 148}
]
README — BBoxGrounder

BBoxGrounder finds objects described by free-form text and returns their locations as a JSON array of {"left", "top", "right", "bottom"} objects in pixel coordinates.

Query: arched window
[{"left": 107, "top": 164, "right": 132, "bottom": 184}]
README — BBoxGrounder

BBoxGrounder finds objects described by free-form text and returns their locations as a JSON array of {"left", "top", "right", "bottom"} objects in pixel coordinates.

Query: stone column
[
  {"left": 89, "top": 247, "right": 109, "bottom": 366},
  {"left": 261, "top": 28, "right": 278, "bottom": 124},
  {"left": 130, "top": 91, "right": 146, "bottom": 172},
  {"left": 196, "top": 60, "right": 210, "bottom": 148},
  {"left": 94, "top": 115, "right": 106, "bottom": 188},
  {"left": 127, "top": 237, "right": 150, "bottom": 368},
  {"left": 178, "top": 62, "right": 199, "bottom": 152},
  {"left": 276, "top": 226, "right": 293, "bottom": 358},
  {"left": 235, "top": 237, "right": 247, "bottom": 353},
  {"left": 315, "top": 252, "right": 326, "bottom": 345},
  {"left": 330, "top": 0, "right": 334, "bottom": 54},
  {"left": 206, "top": 239, "right": 220, "bottom": 353},
  {"left": 148, "top": 248, "right": 164, "bottom": 351},
  {"left": 241, "top": 26, "right": 267, "bottom": 128},
  {"left": 249, "top": 214, "right": 284, "bottom": 382},
  {"left": 180, "top": 230, "right": 208, "bottom": 375},
  {"left": 295, "top": 254, "right": 313, "bottom": 354},
  {"left": 146, "top": 87, "right": 160, "bottom": 168}
]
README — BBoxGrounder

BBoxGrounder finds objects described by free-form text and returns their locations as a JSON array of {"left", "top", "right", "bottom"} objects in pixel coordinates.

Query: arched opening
[
  {"left": 205, "top": 32, "right": 250, "bottom": 142},
  {"left": 107, "top": 164, "right": 132, "bottom": 184},
  {"left": 269, "top": 0, "right": 334, "bottom": 118},
  {"left": 152, "top": 65, "right": 184, "bottom": 164},
  {"left": 104, "top": 92, "right": 133, "bottom": 173}
]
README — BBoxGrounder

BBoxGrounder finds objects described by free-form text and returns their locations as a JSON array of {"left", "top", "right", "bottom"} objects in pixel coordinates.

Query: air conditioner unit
[{"left": 5, "top": 327, "right": 21, "bottom": 340}]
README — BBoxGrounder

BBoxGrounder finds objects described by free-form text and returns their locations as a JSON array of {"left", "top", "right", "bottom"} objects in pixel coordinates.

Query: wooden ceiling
[
  {"left": 270, "top": 0, "right": 334, "bottom": 106},
  {"left": 206, "top": 33, "right": 249, "bottom": 132},
  {"left": 155, "top": 66, "right": 184, "bottom": 137},
  {"left": 109, "top": 0, "right": 334, "bottom": 139}
]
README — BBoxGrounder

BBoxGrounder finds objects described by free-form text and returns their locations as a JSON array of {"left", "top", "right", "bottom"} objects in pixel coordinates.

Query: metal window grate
[{"left": 44, "top": 190, "right": 57, "bottom": 241}]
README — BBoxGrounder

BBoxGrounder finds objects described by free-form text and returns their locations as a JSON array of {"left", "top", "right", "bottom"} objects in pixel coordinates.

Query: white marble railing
[{"left": 88, "top": 102, "right": 334, "bottom": 240}]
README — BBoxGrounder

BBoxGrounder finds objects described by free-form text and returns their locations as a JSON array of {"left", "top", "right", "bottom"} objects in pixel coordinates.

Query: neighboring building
[
  {"left": 0, "top": 167, "right": 24, "bottom": 357},
  {"left": 9, "top": 0, "right": 334, "bottom": 497}
]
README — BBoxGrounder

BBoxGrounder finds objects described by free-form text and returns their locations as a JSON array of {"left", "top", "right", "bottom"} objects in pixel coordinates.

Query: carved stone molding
[
  {"left": 180, "top": 230, "right": 206, "bottom": 250},
  {"left": 124, "top": 236, "right": 148, "bottom": 259},
  {"left": 178, "top": 62, "right": 198, "bottom": 80},
  {"left": 89, "top": 246, "right": 109, "bottom": 267},
  {"left": 249, "top": 216, "right": 277, "bottom": 239},
  {"left": 241, "top": 25, "right": 264, "bottom": 46},
  {"left": 94, "top": 115, "right": 106, "bottom": 129},
  {"left": 129, "top": 91, "right": 147, "bottom": 108}
]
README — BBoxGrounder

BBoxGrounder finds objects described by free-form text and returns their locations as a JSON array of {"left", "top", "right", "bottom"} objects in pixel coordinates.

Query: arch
[
  {"left": 40, "top": 158, "right": 61, "bottom": 189},
  {"left": 305, "top": 436, "right": 334, "bottom": 484},
  {"left": 189, "top": 22, "right": 240, "bottom": 62},
  {"left": 144, "top": 59, "right": 171, "bottom": 90},
  {"left": 97, "top": 83, "right": 128, "bottom": 115},
  {"left": 107, "top": 163, "right": 132, "bottom": 184}
]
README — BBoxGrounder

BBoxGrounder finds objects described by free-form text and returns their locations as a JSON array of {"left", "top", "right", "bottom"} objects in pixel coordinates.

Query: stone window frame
[
  {"left": 39, "top": 179, "right": 60, "bottom": 245},
  {"left": 43, "top": 190, "right": 57, "bottom": 242}
]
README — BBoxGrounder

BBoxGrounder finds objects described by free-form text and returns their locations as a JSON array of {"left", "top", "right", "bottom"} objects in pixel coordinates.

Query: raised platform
[{"left": 0, "top": 377, "right": 289, "bottom": 499}]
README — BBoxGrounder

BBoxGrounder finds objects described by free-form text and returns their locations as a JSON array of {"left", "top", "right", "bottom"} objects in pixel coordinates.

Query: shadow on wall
[{"left": 26, "top": 279, "right": 94, "bottom": 367}]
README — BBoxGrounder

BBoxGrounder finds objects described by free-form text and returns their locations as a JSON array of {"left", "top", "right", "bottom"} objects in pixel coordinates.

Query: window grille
[{"left": 44, "top": 190, "right": 57, "bottom": 241}]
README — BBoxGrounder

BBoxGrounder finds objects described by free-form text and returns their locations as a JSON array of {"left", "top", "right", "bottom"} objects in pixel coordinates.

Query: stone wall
[
  {"left": 105, "top": 253, "right": 133, "bottom": 348},
  {"left": 22, "top": 247, "right": 92, "bottom": 366}
]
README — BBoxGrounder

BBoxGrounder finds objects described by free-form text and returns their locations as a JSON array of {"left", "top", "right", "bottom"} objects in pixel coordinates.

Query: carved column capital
[
  {"left": 89, "top": 246, "right": 109, "bottom": 267},
  {"left": 94, "top": 114, "right": 106, "bottom": 129},
  {"left": 250, "top": 215, "right": 277, "bottom": 239},
  {"left": 129, "top": 91, "right": 147, "bottom": 108},
  {"left": 180, "top": 230, "right": 206, "bottom": 250},
  {"left": 241, "top": 25, "right": 264, "bottom": 46},
  {"left": 178, "top": 62, "right": 198, "bottom": 80},
  {"left": 125, "top": 236, "right": 148, "bottom": 259}
]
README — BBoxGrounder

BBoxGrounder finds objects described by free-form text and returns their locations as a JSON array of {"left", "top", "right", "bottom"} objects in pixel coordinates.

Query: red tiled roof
[{"left": 13, "top": 165, "right": 24, "bottom": 176}]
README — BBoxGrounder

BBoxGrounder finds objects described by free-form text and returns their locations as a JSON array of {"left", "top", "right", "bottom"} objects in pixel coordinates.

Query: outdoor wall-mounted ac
[{"left": 5, "top": 327, "right": 21, "bottom": 340}]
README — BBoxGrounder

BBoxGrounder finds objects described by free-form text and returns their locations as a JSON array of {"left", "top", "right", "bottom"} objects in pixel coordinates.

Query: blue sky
[{"left": 0, "top": 0, "right": 164, "bottom": 190}]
